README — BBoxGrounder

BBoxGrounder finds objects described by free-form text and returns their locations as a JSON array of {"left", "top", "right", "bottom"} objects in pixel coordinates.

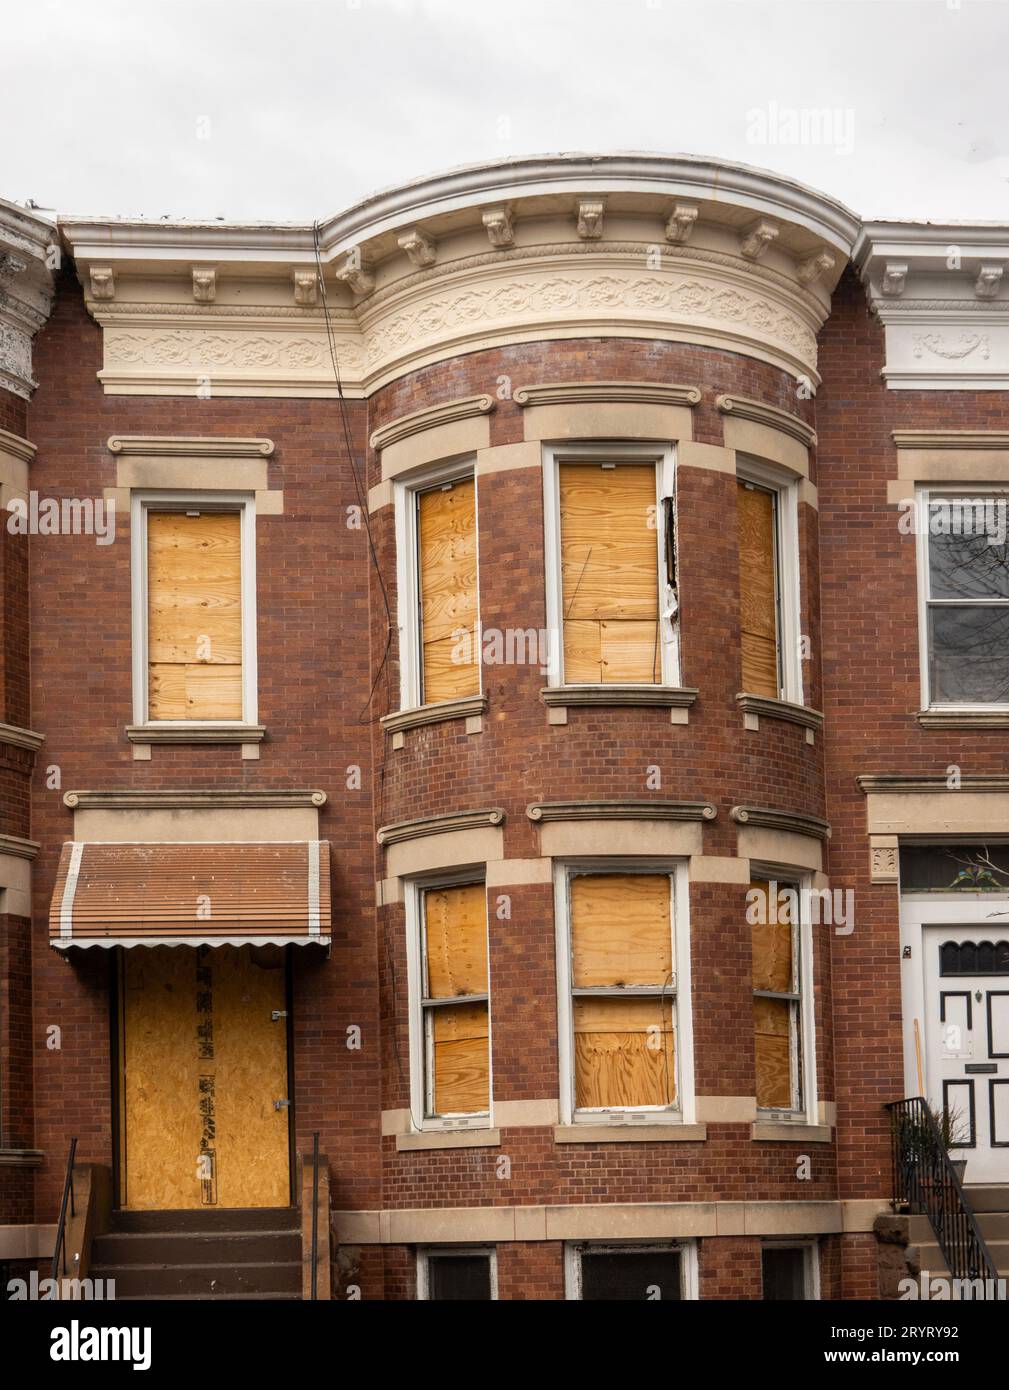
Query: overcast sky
[{"left": 4, "top": 0, "right": 1008, "bottom": 225}]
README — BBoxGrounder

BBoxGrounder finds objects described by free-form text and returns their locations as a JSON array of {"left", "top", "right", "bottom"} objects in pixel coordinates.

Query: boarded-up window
[
  {"left": 418, "top": 478, "right": 479, "bottom": 704},
  {"left": 569, "top": 873, "right": 676, "bottom": 1109},
  {"left": 750, "top": 878, "right": 801, "bottom": 1110},
  {"left": 560, "top": 464, "right": 660, "bottom": 684},
  {"left": 738, "top": 480, "right": 780, "bottom": 698},
  {"left": 421, "top": 882, "right": 489, "bottom": 1116},
  {"left": 147, "top": 511, "right": 243, "bottom": 720}
]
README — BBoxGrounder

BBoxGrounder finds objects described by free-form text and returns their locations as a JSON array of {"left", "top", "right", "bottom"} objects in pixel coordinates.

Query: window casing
[
  {"left": 417, "top": 1246, "right": 497, "bottom": 1300},
  {"left": 394, "top": 460, "right": 480, "bottom": 710},
  {"left": 543, "top": 444, "right": 678, "bottom": 687},
  {"left": 749, "top": 872, "right": 817, "bottom": 1121},
  {"left": 761, "top": 1241, "right": 820, "bottom": 1300},
  {"left": 554, "top": 862, "right": 693, "bottom": 1124},
  {"left": 736, "top": 458, "right": 802, "bottom": 704},
  {"left": 564, "top": 1241, "right": 698, "bottom": 1301},
  {"left": 131, "top": 492, "right": 258, "bottom": 727},
  {"left": 405, "top": 874, "right": 491, "bottom": 1130},
  {"left": 916, "top": 487, "right": 1009, "bottom": 709}
]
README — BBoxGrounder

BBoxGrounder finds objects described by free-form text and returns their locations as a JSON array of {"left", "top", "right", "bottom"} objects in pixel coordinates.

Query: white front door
[{"left": 915, "top": 915, "right": 1009, "bottom": 1185}]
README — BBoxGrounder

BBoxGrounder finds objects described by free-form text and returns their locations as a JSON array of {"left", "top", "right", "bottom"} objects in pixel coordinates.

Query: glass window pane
[
  {"left": 580, "top": 1250, "right": 682, "bottom": 1300},
  {"left": 427, "top": 1254, "right": 491, "bottom": 1300},
  {"left": 928, "top": 501, "right": 1009, "bottom": 599},
  {"left": 929, "top": 606, "right": 1009, "bottom": 703},
  {"left": 762, "top": 1246, "right": 809, "bottom": 1300}
]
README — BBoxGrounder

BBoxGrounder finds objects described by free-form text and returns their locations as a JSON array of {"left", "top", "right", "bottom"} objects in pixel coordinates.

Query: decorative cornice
[
  {"left": 380, "top": 694, "right": 487, "bottom": 734},
  {"left": 377, "top": 808, "right": 505, "bottom": 846},
  {"left": 0, "top": 832, "right": 40, "bottom": 860},
  {"left": 515, "top": 382, "right": 701, "bottom": 410},
  {"left": 0, "top": 197, "right": 57, "bottom": 398},
  {"left": 540, "top": 685, "right": 698, "bottom": 709},
  {"left": 856, "top": 774, "right": 1009, "bottom": 795},
  {"left": 108, "top": 435, "right": 274, "bottom": 457},
  {"left": 0, "top": 720, "right": 45, "bottom": 752},
  {"left": 125, "top": 724, "right": 266, "bottom": 745},
  {"left": 730, "top": 805, "right": 831, "bottom": 840},
  {"left": 527, "top": 800, "right": 717, "bottom": 823},
  {"left": 735, "top": 694, "right": 823, "bottom": 731},
  {"left": 369, "top": 395, "right": 495, "bottom": 453},
  {"left": 64, "top": 788, "right": 327, "bottom": 810},
  {"left": 891, "top": 430, "right": 1009, "bottom": 451},
  {"left": 716, "top": 394, "right": 816, "bottom": 448}
]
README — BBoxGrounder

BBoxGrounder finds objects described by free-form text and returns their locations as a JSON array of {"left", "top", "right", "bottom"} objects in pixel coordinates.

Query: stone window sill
[
  {"left": 736, "top": 693, "right": 823, "bottom": 732},
  {"left": 381, "top": 694, "right": 487, "bottom": 736},
  {"left": 542, "top": 686, "right": 698, "bottom": 710},
  {"left": 554, "top": 1122, "right": 707, "bottom": 1144},
  {"left": 0, "top": 1148, "right": 44, "bottom": 1167},
  {"left": 751, "top": 1121, "right": 833, "bottom": 1143},
  {"left": 917, "top": 707, "right": 1009, "bottom": 729},
  {"left": 126, "top": 724, "right": 266, "bottom": 745},
  {"left": 395, "top": 1127, "right": 500, "bottom": 1152}
]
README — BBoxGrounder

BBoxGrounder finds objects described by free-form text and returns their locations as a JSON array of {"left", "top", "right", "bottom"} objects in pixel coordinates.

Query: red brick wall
[{"left": 699, "top": 1236, "right": 763, "bottom": 1298}]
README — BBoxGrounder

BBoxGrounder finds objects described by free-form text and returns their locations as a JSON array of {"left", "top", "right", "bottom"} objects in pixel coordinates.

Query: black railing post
[
  {"left": 50, "top": 1136, "right": 78, "bottom": 1289},
  {"left": 310, "top": 1130, "right": 320, "bottom": 1302}
]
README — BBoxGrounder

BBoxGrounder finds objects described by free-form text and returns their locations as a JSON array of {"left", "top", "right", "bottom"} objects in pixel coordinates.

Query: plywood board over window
[
  {"left": 418, "top": 479, "right": 479, "bottom": 704},
  {"left": 750, "top": 878, "right": 797, "bottom": 1110},
  {"left": 147, "top": 511, "right": 243, "bottom": 720},
  {"left": 422, "top": 882, "right": 489, "bottom": 1116},
  {"left": 737, "top": 481, "right": 780, "bottom": 698},
  {"left": 560, "top": 464, "right": 660, "bottom": 684},
  {"left": 569, "top": 873, "right": 676, "bottom": 1109}
]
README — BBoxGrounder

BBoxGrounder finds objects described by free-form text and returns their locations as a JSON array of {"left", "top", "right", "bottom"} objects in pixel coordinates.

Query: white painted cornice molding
[
  {"left": 854, "top": 221, "right": 1009, "bottom": 389},
  {"left": 0, "top": 197, "right": 57, "bottom": 398}
]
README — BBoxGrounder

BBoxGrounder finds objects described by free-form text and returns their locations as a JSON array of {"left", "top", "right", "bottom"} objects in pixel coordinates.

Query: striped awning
[{"left": 49, "top": 841, "right": 331, "bottom": 949}]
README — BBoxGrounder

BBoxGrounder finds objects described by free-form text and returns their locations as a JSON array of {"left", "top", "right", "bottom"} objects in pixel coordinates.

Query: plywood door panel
[
  {"left": 571, "top": 874, "right": 671, "bottom": 988},
  {"left": 122, "top": 945, "right": 289, "bottom": 1209},
  {"left": 147, "top": 511, "right": 243, "bottom": 720},
  {"left": 574, "top": 996, "right": 676, "bottom": 1108},
  {"left": 737, "top": 482, "right": 779, "bottom": 697},
  {"left": 432, "top": 1002, "right": 489, "bottom": 1114},
  {"left": 419, "top": 480, "right": 479, "bottom": 703},
  {"left": 424, "top": 883, "right": 488, "bottom": 998}
]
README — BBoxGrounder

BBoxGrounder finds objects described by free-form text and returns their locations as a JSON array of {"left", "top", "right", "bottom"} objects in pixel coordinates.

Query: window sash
[
  {"left": 738, "top": 478, "right": 783, "bottom": 698},
  {"left": 418, "top": 880, "right": 490, "bottom": 1121},
  {"left": 752, "top": 880, "right": 804, "bottom": 1114}
]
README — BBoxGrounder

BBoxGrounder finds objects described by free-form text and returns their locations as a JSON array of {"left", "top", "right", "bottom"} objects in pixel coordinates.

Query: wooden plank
[
  {"left": 753, "top": 996, "right": 792, "bottom": 1109},
  {"left": 600, "top": 619, "right": 661, "bottom": 683},
  {"left": 424, "top": 883, "right": 488, "bottom": 998},
  {"left": 571, "top": 873, "right": 671, "bottom": 988},
  {"left": 750, "top": 878, "right": 793, "bottom": 993},
  {"left": 419, "top": 480, "right": 479, "bottom": 702},
  {"left": 563, "top": 619, "right": 603, "bottom": 683},
  {"left": 737, "top": 481, "right": 779, "bottom": 697},
  {"left": 147, "top": 511, "right": 243, "bottom": 719},
  {"left": 573, "top": 996, "right": 675, "bottom": 1108},
  {"left": 560, "top": 464, "right": 658, "bottom": 620},
  {"left": 432, "top": 1002, "right": 489, "bottom": 1113}
]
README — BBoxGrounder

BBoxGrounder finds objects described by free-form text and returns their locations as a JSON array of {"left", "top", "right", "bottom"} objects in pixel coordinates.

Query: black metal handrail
[
  {"left": 310, "top": 1130, "right": 320, "bottom": 1302},
  {"left": 885, "top": 1098, "right": 999, "bottom": 1285},
  {"left": 50, "top": 1136, "right": 78, "bottom": 1289}
]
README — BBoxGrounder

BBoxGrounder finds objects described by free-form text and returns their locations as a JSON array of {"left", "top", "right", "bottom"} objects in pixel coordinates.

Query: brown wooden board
[
  {"left": 571, "top": 873, "right": 671, "bottom": 987},
  {"left": 432, "top": 1001, "right": 489, "bottom": 1113},
  {"left": 737, "top": 481, "right": 779, "bottom": 698},
  {"left": 423, "top": 883, "right": 488, "bottom": 998},
  {"left": 753, "top": 996, "right": 792, "bottom": 1109},
  {"left": 573, "top": 996, "right": 676, "bottom": 1108},
  {"left": 750, "top": 879, "right": 793, "bottom": 994},
  {"left": 418, "top": 479, "right": 479, "bottom": 702}
]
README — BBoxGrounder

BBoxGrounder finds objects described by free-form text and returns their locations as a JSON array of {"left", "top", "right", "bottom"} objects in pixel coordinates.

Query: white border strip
[
  {"left": 60, "top": 842, "right": 84, "bottom": 942},
  {"left": 308, "top": 840, "right": 321, "bottom": 936}
]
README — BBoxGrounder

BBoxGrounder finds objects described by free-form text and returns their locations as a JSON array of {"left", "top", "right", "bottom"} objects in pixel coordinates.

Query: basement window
[
  {"left": 407, "top": 876, "right": 491, "bottom": 1129},
  {"left": 543, "top": 444, "right": 677, "bottom": 687},
  {"left": 556, "top": 866, "right": 686, "bottom": 1123},
  {"left": 131, "top": 493, "right": 257, "bottom": 726},
  {"left": 565, "top": 1241, "right": 697, "bottom": 1300},
  {"left": 417, "top": 1247, "right": 496, "bottom": 1300},
  {"left": 761, "top": 1241, "right": 820, "bottom": 1300},
  {"left": 737, "top": 460, "right": 802, "bottom": 704},
  {"left": 394, "top": 462, "right": 480, "bottom": 709}
]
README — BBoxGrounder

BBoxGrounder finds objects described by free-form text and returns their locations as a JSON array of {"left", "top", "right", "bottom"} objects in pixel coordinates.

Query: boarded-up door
[{"left": 120, "top": 944, "right": 290, "bottom": 1209}]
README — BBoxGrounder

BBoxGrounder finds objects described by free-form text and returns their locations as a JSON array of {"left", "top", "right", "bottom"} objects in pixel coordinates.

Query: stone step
[
  {"left": 93, "top": 1229, "right": 301, "bottom": 1265},
  {"left": 109, "top": 1207, "right": 298, "bottom": 1234},
  {"left": 89, "top": 1259, "right": 301, "bottom": 1298},
  {"left": 962, "top": 1185, "right": 1009, "bottom": 1214}
]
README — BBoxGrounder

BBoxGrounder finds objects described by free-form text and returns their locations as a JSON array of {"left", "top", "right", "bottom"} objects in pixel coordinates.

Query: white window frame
[
  {"left": 736, "top": 456, "right": 803, "bottom": 706},
  {"left": 542, "top": 442, "right": 678, "bottom": 688},
  {"left": 760, "top": 1239, "right": 821, "bottom": 1300},
  {"left": 915, "top": 484, "right": 1009, "bottom": 712},
  {"left": 393, "top": 458, "right": 480, "bottom": 711},
  {"left": 404, "top": 868, "right": 493, "bottom": 1132},
  {"left": 554, "top": 859, "right": 694, "bottom": 1126},
  {"left": 417, "top": 1245, "right": 498, "bottom": 1301},
  {"left": 751, "top": 865, "right": 818, "bottom": 1126},
  {"left": 564, "top": 1239, "right": 698, "bottom": 1301},
  {"left": 130, "top": 491, "right": 258, "bottom": 728}
]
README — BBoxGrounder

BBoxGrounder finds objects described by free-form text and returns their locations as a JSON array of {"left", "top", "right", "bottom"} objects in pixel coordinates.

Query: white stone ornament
[
  {"left": 397, "top": 228, "right": 438, "bottom": 268},
  {"left": 292, "top": 268, "right": 318, "bottom": 305},
  {"left": 881, "top": 262, "right": 907, "bottom": 297},
  {"left": 797, "top": 249, "right": 836, "bottom": 286},
  {"left": 192, "top": 266, "right": 216, "bottom": 303},
  {"left": 335, "top": 252, "right": 375, "bottom": 296},
  {"left": 89, "top": 267, "right": 115, "bottom": 301},
  {"left": 975, "top": 264, "right": 1003, "bottom": 300},
  {"left": 576, "top": 200, "right": 605, "bottom": 240},
  {"left": 482, "top": 206, "right": 514, "bottom": 249},
  {"left": 740, "top": 219, "right": 779, "bottom": 260},
  {"left": 664, "top": 203, "right": 698, "bottom": 244}
]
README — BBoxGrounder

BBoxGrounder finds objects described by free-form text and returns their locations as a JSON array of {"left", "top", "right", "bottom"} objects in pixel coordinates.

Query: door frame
[{"left": 110, "top": 944, "right": 296, "bottom": 1210}]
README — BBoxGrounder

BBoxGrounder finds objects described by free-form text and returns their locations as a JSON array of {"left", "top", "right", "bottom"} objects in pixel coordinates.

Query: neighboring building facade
[{"left": 1, "top": 154, "right": 1008, "bottom": 1300}]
